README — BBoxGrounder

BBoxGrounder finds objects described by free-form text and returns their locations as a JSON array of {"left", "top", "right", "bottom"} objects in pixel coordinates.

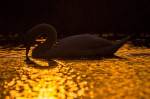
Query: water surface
[{"left": 0, "top": 44, "right": 150, "bottom": 99}]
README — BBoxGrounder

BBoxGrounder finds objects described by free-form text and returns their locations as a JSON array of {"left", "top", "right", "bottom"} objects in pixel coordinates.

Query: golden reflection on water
[{"left": 0, "top": 44, "right": 150, "bottom": 99}]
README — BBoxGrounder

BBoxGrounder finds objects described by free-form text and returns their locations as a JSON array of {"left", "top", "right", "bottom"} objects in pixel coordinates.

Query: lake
[{"left": 0, "top": 43, "right": 150, "bottom": 99}]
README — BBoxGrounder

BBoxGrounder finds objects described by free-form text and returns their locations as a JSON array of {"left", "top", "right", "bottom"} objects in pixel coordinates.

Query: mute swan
[{"left": 24, "top": 24, "right": 130, "bottom": 60}]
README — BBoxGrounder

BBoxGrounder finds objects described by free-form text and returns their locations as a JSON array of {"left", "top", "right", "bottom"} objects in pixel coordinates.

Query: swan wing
[
  {"left": 59, "top": 34, "right": 112, "bottom": 49},
  {"left": 42, "top": 34, "right": 112, "bottom": 58}
]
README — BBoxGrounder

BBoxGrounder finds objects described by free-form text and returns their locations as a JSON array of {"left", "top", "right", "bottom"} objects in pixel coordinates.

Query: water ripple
[{"left": 0, "top": 44, "right": 150, "bottom": 99}]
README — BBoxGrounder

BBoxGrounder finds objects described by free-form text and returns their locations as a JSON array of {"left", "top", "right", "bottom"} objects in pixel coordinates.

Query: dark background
[{"left": 0, "top": 0, "right": 150, "bottom": 46}]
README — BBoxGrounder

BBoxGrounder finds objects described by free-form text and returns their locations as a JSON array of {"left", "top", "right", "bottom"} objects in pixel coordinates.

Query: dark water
[{"left": 0, "top": 44, "right": 150, "bottom": 99}]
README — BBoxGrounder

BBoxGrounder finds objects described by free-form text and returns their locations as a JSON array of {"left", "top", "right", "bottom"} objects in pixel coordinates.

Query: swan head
[{"left": 24, "top": 24, "right": 57, "bottom": 60}]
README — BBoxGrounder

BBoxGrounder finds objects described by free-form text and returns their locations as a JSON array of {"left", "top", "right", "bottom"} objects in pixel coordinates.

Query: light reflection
[
  {"left": 38, "top": 88, "right": 57, "bottom": 99},
  {"left": 0, "top": 44, "right": 150, "bottom": 98}
]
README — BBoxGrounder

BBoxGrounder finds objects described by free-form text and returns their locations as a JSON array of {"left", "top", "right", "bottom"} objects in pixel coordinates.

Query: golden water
[{"left": 0, "top": 44, "right": 150, "bottom": 99}]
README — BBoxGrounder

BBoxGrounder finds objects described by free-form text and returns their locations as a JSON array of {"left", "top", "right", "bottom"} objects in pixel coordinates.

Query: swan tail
[{"left": 111, "top": 36, "right": 131, "bottom": 54}]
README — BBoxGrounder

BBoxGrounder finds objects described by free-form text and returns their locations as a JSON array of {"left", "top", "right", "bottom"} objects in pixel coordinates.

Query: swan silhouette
[{"left": 24, "top": 24, "right": 130, "bottom": 60}]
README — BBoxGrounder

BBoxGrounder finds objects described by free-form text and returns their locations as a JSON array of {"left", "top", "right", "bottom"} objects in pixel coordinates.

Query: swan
[{"left": 24, "top": 24, "right": 130, "bottom": 60}]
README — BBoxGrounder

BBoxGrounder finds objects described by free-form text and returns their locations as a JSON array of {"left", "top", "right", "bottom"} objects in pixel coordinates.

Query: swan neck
[{"left": 30, "top": 24, "right": 57, "bottom": 58}]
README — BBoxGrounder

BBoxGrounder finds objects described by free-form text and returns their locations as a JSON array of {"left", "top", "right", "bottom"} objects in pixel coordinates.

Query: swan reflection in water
[
  {"left": 24, "top": 24, "right": 130, "bottom": 61},
  {"left": 24, "top": 58, "right": 58, "bottom": 69}
]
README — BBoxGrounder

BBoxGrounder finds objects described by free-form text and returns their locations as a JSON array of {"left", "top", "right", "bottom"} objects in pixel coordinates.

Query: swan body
[{"left": 25, "top": 24, "right": 130, "bottom": 59}]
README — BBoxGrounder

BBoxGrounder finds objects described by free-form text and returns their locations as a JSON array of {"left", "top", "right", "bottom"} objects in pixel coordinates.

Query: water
[{"left": 0, "top": 44, "right": 150, "bottom": 99}]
